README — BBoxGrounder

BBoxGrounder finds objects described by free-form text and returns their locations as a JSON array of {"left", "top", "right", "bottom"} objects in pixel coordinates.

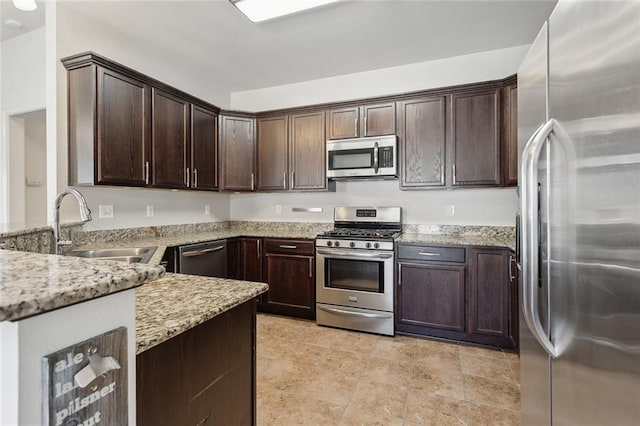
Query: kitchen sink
[{"left": 67, "top": 246, "right": 157, "bottom": 264}]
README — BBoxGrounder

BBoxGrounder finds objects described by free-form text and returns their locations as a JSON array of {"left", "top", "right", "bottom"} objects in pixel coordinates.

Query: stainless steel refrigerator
[{"left": 517, "top": 1, "right": 640, "bottom": 425}]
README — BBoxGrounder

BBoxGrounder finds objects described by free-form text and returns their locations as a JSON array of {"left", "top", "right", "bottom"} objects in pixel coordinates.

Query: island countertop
[
  {"left": 0, "top": 250, "right": 165, "bottom": 321},
  {"left": 135, "top": 273, "right": 268, "bottom": 354}
]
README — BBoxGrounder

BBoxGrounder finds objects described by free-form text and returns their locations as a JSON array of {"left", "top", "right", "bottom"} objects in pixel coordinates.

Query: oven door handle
[
  {"left": 317, "top": 305, "right": 393, "bottom": 319},
  {"left": 316, "top": 248, "right": 393, "bottom": 259}
]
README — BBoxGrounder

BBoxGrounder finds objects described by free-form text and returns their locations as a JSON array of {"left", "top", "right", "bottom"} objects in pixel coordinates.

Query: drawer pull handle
[
  {"left": 279, "top": 245, "right": 297, "bottom": 249},
  {"left": 418, "top": 252, "right": 441, "bottom": 257}
]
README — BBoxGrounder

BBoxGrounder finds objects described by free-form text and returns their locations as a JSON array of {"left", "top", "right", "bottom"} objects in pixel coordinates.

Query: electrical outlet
[
  {"left": 146, "top": 205, "right": 154, "bottom": 217},
  {"left": 204, "top": 205, "right": 211, "bottom": 215},
  {"left": 275, "top": 205, "right": 282, "bottom": 214},
  {"left": 99, "top": 205, "right": 114, "bottom": 219},
  {"left": 446, "top": 205, "right": 455, "bottom": 216}
]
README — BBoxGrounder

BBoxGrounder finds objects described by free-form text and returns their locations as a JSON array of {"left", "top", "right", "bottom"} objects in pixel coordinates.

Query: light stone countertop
[
  {"left": 0, "top": 250, "right": 165, "bottom": 321},
  {"left": 398, "top": 233, "right": 516, "bottom": 251},
  {"left": 135, "top": 273, "right": 268, "bottom": 353}
]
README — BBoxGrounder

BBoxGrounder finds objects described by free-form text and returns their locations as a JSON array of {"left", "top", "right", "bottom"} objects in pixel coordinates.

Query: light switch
[
  {"left": 446, "top": 205, "right": 455, "bottom": 216},
  {"left": 204, "top": 205, "right": 211, "bottom": 215},
  {"left": 99, "top": 205, "right": 114, "bottom": 219},
  {"left": 146, "top": 205, "right": 154, "bottom": 217}
]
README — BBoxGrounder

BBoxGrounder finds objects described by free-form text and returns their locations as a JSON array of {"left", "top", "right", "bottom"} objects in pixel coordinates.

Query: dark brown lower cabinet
[
  {"left": 137, "top": 300, "right": 256, "bottom": 426},
  {"left": 396, "top": 243, "right": 517, "bottom": 350},
  {"left": 262, "top": 239, "right": 315, "bottom": 319}
]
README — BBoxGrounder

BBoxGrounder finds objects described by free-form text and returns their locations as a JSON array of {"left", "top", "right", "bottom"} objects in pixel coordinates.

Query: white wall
[
  {"left": 230, "top": 45, "right": 529, "bottom": 112},
  {"left": 54, "top": 4, "right": 232, "bottom": 228},
  {"left": 230, "top": 182, "right": 517, "bottom": 226},
  {"left": 7, "top": 116, "right": 25, "bottom": 223}
]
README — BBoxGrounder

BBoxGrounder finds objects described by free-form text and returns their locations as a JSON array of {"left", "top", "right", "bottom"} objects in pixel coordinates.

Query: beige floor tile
[
  {"left": 459, "top": 353, "right": 515, "bottom": 383},
  {"left": 406, "top": 390, "right": 470, "bottom": 426},
  {"left": 415, "top": 338, "right": 460, "bottom": 356},
  {"left": 372, "top": 337, "right": 418, "bottom": 363},
  {"left": 508, "top": 360, "right": 520, "bottom": 383},
  {"left": 458, "top": 344, "right": 505, "bottom": 361},
  {"left": 361, "top": 355, "right": 414, "bottom": 387},
  {"left": 463, "top": 375, "right": 521, "bottom": 412},
  {"left": 346, "top": 378, "right": 409, "bottom": 419},
  {"left": 257, "top": 390, "right": 345, "bottom": 426},
  {"left": 468, "top": 402, "right": 521, "bottom": 426},
  {"left": 340, "top": 405, "right": 405, "bottom": 426},
  {"left": 410, "top": 365, "right": 466, "bottom": 399},
  {"left": 414, "top": 350, "right": 462, "bottom": 372}
]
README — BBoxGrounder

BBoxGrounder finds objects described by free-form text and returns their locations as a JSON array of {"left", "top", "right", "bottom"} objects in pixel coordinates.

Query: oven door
[{"left": 316, "top": 247, "right": 394, "bottom": 312}]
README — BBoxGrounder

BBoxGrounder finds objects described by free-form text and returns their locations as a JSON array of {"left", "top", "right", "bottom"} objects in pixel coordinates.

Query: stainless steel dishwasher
[{"left": 177, "top": 240, "right": 227, "bottom": 278}]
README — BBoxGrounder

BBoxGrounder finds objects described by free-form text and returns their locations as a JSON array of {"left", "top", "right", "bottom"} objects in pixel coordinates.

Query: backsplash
[{"left": 403, "top": 224, "right": 515, "bottom": 239}]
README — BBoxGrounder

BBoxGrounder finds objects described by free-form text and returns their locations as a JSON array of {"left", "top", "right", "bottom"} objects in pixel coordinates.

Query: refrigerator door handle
[{"left": 521, "top": 118, "right": 558, "bottom": 359}]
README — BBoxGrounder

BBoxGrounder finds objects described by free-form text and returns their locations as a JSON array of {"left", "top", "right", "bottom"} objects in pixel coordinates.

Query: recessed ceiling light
[
  {"left": 4, "top": 19, "right": 23, "bottom": 29},
  {"left": 12, "top": 0, "right": 37, "bottom": 12},
  {"left": 230, "top": 0, "right": 342, "bottom": 23}
]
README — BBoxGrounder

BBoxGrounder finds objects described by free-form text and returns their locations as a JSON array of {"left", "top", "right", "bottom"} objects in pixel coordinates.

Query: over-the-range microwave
[{"left": 326, "top": 135, "right": 397, "bottom": 180}]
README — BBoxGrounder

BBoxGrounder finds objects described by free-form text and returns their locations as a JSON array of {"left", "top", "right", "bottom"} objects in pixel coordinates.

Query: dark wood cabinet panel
[
  {"left": 502, "top": 82, "right": 518, "bottom": 187},
  {"left": 363, "top": 102, "right": 396, "bottom": 136},
  {"left": 289, "top": 111, "right": 327, "bottom": 190},
  {"left": 257, "top": 116, "right": 288, "bottom": 191},
  {"left": 469, "top": 248, "right": 513, "bottom": 348},
  {"left": 452, "top": 89, "right": 501, "bottom": 186},
  {"left": 220, "top": 115, "right": 255, "bottom": 191},
  {"left": 96, "top": 67, "right": 151, "bottom": 186},
  {"left": 152, "top": 88, "right": 190, "bottom": 188},
  {"left": 227, "top": 238, "right": 241, "bottom": 280},
  {"left": 242, "top": 238, "right": 264, "bottom": 283},
  {"left": 191, "top": 105, "right": 218, "bottom": 190},
  {"left": 509, "top": 251, "right": 519, "bottom": 351},
  {"left": 396, "top": 262, "right": 467, "bottom": 335},
  {"left": 399, "top": 96, "right": 447, "bottom": 188},
  {"left": 137, "top": 300, "right": 256, "bottom": 426},
  {"left": 263, "top": 239, "right": 315, "bottom": 319},
  {"left": 327, "top": 107, "right": 359, "bottom": 139}
]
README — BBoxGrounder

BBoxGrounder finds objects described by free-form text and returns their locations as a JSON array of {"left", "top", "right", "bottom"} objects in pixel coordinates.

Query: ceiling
[
  {"left": 2, "top": 0, "right": 557, "bottom": 93},
  {"left": 1, "top": 0, "right": 45, "bottom": 41}
]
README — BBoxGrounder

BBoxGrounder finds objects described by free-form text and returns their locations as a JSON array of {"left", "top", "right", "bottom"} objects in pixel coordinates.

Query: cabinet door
[
  {"left": 362, "top": 102, "right": 396, "bottom": 136},
  {"left": 396, "top": 262, "right": 467, "bottom": 337},
  {"left": 469, "top": 248, "right": 512, "bottom": 348},
  {"left": 399, "top": 96, "right": 447, "bottom": 188},
  {"left": 152, "top": 88, "right": 190, "bottom": 188},
  {"left": 452, "top": 89, "right": 501, "bottom": 186},
  {"left": 220, "top": 116, "right": 255, "bottom": 191},
  {"left": 264, "top": 254, "right": 315, "bottom": 319},
  {"left": 508, "top": 251, "right": 519, "bottom": 351},
  {"left": 289, "top": 111, "right": 327, "bottom": 190},
  {"left": 502, "top": 83, "right": 518, "bottom": 187},
  {"left": 242, "top": 238, "right": 264, "bottom": 282},
  {"left": 227, "top": 238, "right": 241, "bottom": 280},
  {"left": 327, "top": 107, "right": 359, "bottom": 139},
  {"left": 191, "top": 104, "right": 218, "bottom": 190},
  {"left": 257, "top": 116, "right": 288, "bottom": 190},
  {"left": 96, "top": 67, "right": 151, "bottom": 186}
]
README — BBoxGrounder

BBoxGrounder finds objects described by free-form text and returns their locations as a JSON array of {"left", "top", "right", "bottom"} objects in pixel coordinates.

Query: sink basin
[{"left": 67, "top": 246, "right": 157, "bottom": 264}]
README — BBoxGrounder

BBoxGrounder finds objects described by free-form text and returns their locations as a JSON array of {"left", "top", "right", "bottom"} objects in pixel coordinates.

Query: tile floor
[{"left": 256, "top": 314, "right": 521, "bottom": 425}]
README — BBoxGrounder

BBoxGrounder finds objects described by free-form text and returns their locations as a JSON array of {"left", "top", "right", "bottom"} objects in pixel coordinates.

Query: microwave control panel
[{"left": 379, "top": 146, "right": 394, "bottom": 168}]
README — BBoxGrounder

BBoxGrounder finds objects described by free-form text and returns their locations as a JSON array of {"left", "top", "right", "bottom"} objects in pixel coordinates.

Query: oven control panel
[{"left": 315, "top": 238, "right": 394, "bottom": 251}]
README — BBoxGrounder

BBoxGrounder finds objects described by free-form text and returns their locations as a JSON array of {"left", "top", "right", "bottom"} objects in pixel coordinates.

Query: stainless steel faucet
[{"left": 53, "top": 188, "right": 92, "bottom": 254}]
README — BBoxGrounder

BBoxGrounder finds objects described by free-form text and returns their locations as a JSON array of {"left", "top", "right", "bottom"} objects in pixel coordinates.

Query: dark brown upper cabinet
[
  {"left": 63, "top": 52, "right": 221, "bottom": 190},
  {"left": 451, "top": 88, "right": 501, "bottom": 186},
  {"left": 327, "top": 102, "right": 396, "bottom": 140},
  {"left": 190, "top": 104, "right": 219, "bottom": 190},
  {"left": 326, "top": 106, "right": 359, "bottom": 140},
  {"left": 501, "top": 80, "right": 518, "bottom": 187},
  {"left": 257, "top": 115, "right": 288, "bottom": 191},
  {"left": 289, "top": 111, "right": 328, "bottom": 190},
  {"left": 151, "top": 88, "right": 190, "bottom": 189},
  {"left": 362, "top": 102, "right": 396, "bottom": 137},
  {"left": 398, "top": 96, "right": 447, "bottom": 188},
  {"left": 220, "top": 115, "right": 256, "bottom": 191},
  {"left": 67, "top": 64, "right": 151, "bottom": 186}
]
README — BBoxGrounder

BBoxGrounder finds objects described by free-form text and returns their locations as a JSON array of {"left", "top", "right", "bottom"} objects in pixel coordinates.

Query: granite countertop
[
  {"left": 398, "top": 233, "right": 515, "bottom": 251},
  {"left": 0, "top": 250, "right": 165, "bottom": 321},
  {"left": 135, "top": 273, "right": 268, "bottom": 353}
]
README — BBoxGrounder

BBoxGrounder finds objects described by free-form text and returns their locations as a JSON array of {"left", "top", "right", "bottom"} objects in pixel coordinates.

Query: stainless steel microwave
[{"left": 326, "top": 135, "right": 397, "bottom": 180}]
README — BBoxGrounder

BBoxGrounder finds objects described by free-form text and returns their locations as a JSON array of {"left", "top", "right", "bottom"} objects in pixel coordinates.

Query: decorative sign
[{"left": 42, "top": 327, "right": 128, "bottom": 426}]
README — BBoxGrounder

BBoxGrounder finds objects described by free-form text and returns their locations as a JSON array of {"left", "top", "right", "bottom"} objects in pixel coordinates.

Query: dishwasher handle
[{"left": 181, "top": 245, "right": 225, "bottom": 257}]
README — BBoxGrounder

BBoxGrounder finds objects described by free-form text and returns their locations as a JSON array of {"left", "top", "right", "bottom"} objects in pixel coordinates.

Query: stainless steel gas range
[{"left": 315, "top": 206, "right": 402, "bottom": 336}]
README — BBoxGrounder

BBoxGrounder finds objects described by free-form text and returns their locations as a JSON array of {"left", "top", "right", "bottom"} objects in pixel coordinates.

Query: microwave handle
[{"left": 373, "top": 142, "right": 379, "bottom": 174}]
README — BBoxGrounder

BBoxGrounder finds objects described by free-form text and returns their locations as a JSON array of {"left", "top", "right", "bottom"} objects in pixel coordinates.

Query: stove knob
[
  {"left": 374, "top": 242, "right": 380, "bottom": 249},
  {"left": 334, "top": 241, "right": 340, "bottom": 247},
  {"left": 349, "top": 242, "right": 356, "bottom": 248},
  {"left": 326, "top": 241, "right": 332, "bottom": 247},
  {"left": 365, "top": 242, "right": 372, "bottom": 249}
]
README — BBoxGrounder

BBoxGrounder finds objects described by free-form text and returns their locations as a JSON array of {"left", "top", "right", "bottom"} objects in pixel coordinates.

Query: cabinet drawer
[
  {"left": 265, "top": 239, "right": 314, "bottom": 256},
  {"left": 397, "top": 245, "right": 466, "bottom": 263}
]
